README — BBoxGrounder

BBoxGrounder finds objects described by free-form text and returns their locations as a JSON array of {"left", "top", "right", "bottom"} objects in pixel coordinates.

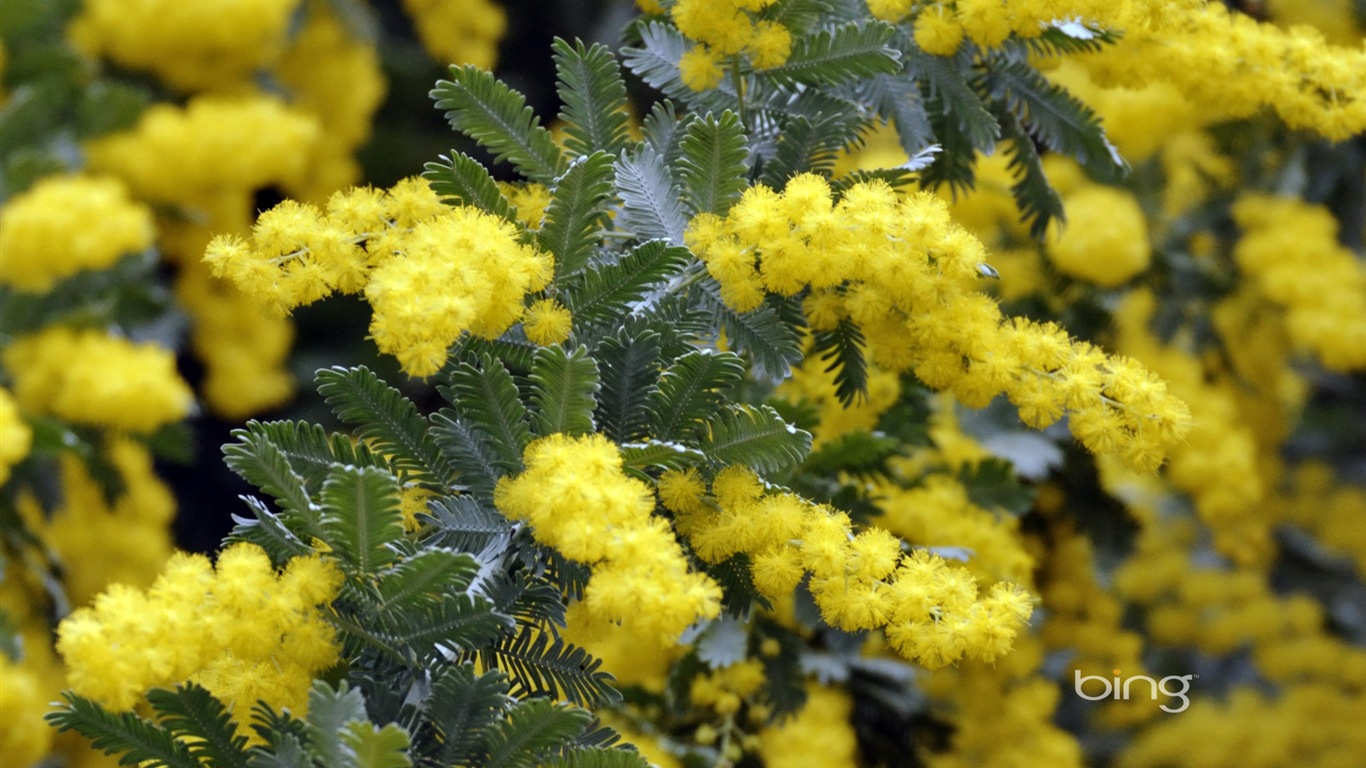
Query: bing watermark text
[{"left": 1074, "top": 669, "right": 1194, "bottom": 713}]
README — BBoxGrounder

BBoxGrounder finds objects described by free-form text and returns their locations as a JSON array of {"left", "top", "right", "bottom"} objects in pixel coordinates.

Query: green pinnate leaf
[
  {"left": 431, "top": 64, "right": 566, "bottom": 183},
  {"left": 552, "top": 37, "right": 630, "bottom": 158},
  {"left": 529, "top": 344, "right": 601, "bottom": 438}
]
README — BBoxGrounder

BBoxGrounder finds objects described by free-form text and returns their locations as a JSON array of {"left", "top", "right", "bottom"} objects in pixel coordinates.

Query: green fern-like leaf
[
  {"left": 374, "top": 548, "right": 481, "bottom": 614},
  {"left": 438, "top": 356, "right": 531, "bottom": 475},
  {"left": 759, "top": 0, "right": 833, "bottom": 34},
  {"left": 553, "top": 38, "right": 630, "bottom": 158},
  {"left": 800, "top": 429, "right": 902, "bottom": 479},
  {"left": 594, "top": 329, "right": 664, "bottom": 443},
  {"left": 830, "top": 166, "right": 920, "bottom": 196},
  {"left": 431, "top": 64, "right": 566, "bottom": 183},
  {"left": 145, "top": 684, "right": 251, "bottom": 768},
  {"left": 422, "top": 494, "right": 514, "bottom": 553},
  {"left": 304, "top": 681, "right": 369, "bottom": 768},
  {"left": 698, "top": 284, "right": 803, "bottom": 379},
  {"left": 619, "top": 440, "right": 708, "bottom": 476},
  {"left": 983, "top": 56, "right": 1126, "bottom": 180},
  {"left": 867, "top": 73, "right": 936, "bottom": 158},
  {"left": 429, "top": 411, "right": 504, "bottom": 497},
  {"left": 337, "top": 593, "right": 513, "bottom": 664},
  {"left": 342, "top": 722, "right": 412, "bottom": 768},
  {"left": 227, "top": 496, "right": 313, "bottom": 563},
  {"left": 908, "top": 46, "right": 999, "bottom": 151},
  {"left": 614, "top": 145, "right": 687, "bottom": 244},
  {"left": 483, "top": 699, "right": 594, "bottom": 768},
  {"left": 561, "top": 240, "right": 692, "bottom": 331},
  {"left": 649, "top": 349, "right": 745, "bottom": 442},
  {"left": 319, "top": 464, "right": 405, "bottom": 573},
  {"left": 482, "top": 626, "right": 622, "bottom": 708},
  {"left": 996, "top": 115, "right": 1066, "bottom": 238},
  {"left": 700, "top": 404, "right": 813, "bottom": 474},
  {"left": 677, "top": 111, "right": 751, "bottom": 217},
  {"left": 538, "top": 151, "right": 618, "bottom": 279},
  {"left": 429, "top": 665, "right": 511, "bottom": 767},
  {"left": 760, "top": 20, "right": 900, "bottom": 86},
  {"left": 544, "top": 748, "right": 649, "bottom": 768},
  {"left": 222, "top": 422, "right": 323, "bottom": 535},
  {"left": 316, "top": 366, "right": 456, "bottom": 488},
  {"left": 917, "top": 104, "right": 978, "bottom": 197},
  {"left": 811, "top": 317, "right": 868, "bottom": 406},
  {"left": 705, "top": 554, "right": 772, "bottom": 619},
  {"left": 529, "top": 344, "right": 601, "bottom": 437},
  {"left": 759, "top": 115, "right": 842, "bottom": 188},
  {"left": 47, "top": 692, "right": 201, "bottom": 768},
  {"left": 641, "top": 100, "right": 685, "bottom": 167},
  {"left": 423, "top": 150, "right": 517, "bottom": 222}
]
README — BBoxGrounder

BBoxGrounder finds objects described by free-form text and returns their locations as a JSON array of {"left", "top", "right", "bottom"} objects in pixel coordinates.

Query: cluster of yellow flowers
[
  {"left": 206, "top": 179, "right": 554, "bottom": 377},
  {"left": 1270, "top": 462, "right": 1366, "bottom": 579},
  {"left": 402, "top": 0, "right": 507, "bottom": 70},
  {"left": 56, "top": 543, "right": 342, "bottom": 722},
  {"left": 1078, "top": 3, "right": 1366, "bottom": 141},
  {"left": 867, "top": 0, "right": 1200, "bottom": 56},
  {"left": 687, "top": 174, "right": 1192, "bottom": 471},
  {"left": 0, "top": 175, "right": 154, "bottom": 292},
  {"left": 756, "top": 685, "right": 860, "bottom": 767},
  {"left": 1108, "top": 514, "right": 1366, "bottom": 768},
  {"left": 68, "top": 0, "right": 302, "bottom": 91},
  {"left": 662, "top": 464, "right": 1033, "bottom": 668},
  {"left": 4, "top": 327, "right": 194, "bottom": 434},
  {"left": 19, "top": 440, "right": 178, "bottom": 608},
  {"left": 668, "top": 0, "right": 793, "bottom": 90},
  {"left": 0, "top": 388, "right": 32, "bottom": 486},
  {"left": 1045, "top": 183, "right": 1150, "bottom": 287},
  {"left": 495, "top": 434, "right": 724, "bottom": 644},
  {"left": 1231, "top": 194, "right": 1366, "bottom": 372}
]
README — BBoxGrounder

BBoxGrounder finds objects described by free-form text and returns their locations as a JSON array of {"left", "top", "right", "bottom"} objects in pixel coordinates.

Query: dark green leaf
[
  {"left": 342, "top": 722, "right": 411, "bottom": 768},
  {"left": 423, "top": 150, "right": 517, "bottom": 222},
  {"left": 46, "top": 692, "right": 200, "bottom": 768},
  {"left": 908, "top": 46, "right": 999, "bottom": 150},
  {"left": 430, "top": 665, "right": 511, "bottom": 767},
  {"left": 422, "top": 494, "right": 514, "bottom": 553},
  {"left": 431, "top": 64, "right": 567, "bottom": 183},
  {"left": 483, "top": 699, "right": 593, "bottom": 768},
  {"left": 438, "top": 356, "right": 531, "bottom": 475},
  {"left": 801, "top": 430, "right": 901, "bottom": 479},
  {"left": 529, "top": 344, "right": 601, "bottom": 437},
  {"left": 482, "top": 627, "right": 622, "bottom": 708},
  {"left": 561, "top": 240, "right": 692, "bottom": 331},
  {"left": 594, "top": 329, "right": 664, "bottom": 443},
  {"left": 698, "top": 284, "right": 803, "bottom": 379},
  {"left": 677, "top": 111, "right": 751, "bottom": 217},
  {"left": 538, "top": 151, "right": 618, "bottom": 279},
  {"left": 955, "top": 459, "right": 1035, "bottom": 516},
  {"left": 553, "top": 38, "right": 630, "bottom": 158},
  {"left": 649, "top": 349, "right": 745, "bottom": 442},
  {"left": 760, "top": 20, "right": 900, "bottom": 86},
  {"left": 316, "top": 366, "right": 456, "bottom": 488},
  {"left": 700, "top": 404, "right": 812, "bottom": 474},
  {"left": 811, "top": 317, "right": 868, "bottom": 406},
  {"left": 320, "top": 464, "right": 405, "bottom": 572},
  {"left": 706, "top": 554, "right": 772, "bottom": 619},
  {"left": 996, "top": 112, "right": 1066, "bottom": 238},
  {"left": 374, "top": 548, "right": 481, "bottom": 614},
  {"left": 145, "top": 684, "right": 251, "bottom": 768}
]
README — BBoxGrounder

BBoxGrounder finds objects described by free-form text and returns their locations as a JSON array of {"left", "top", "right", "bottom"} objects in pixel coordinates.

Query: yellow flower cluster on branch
[
  {"left": 402, "top": 0, "right": 507, "bottom": 70},
  {"left": 205, "top": 179, "right": 553, "bottom": 376},
  {"left": 495, "top": 434, "right": 724, "bottom": 644},
  {"left": 19, "top": 440, "right": 177, "bottom": 608},
  {"left": 667, "top": 465, "right": 1033, "bottom": 668},
  {"left": 56, "top": 543, "right": 342, "bottom": 723},
  {"left": 1231, "top": 194, "right": 1366, "bottom": 372},
  {"left": 68, "top": 0, "right": 302, "bottom": 91},
  {"left": 0, "top": 175, "right": 154, "bottom": 292},
  {"left": 0, "top": 388, "right": 32, "bottom": 486},
  {"left": 687, "top": 174, "right": 1191, "bottom": 471},
  {"left": 4, "top": 327, "right": 193, "bottom": 434},
  {"left": 673, "top": 0, "right": 792, "bottom": 90}
]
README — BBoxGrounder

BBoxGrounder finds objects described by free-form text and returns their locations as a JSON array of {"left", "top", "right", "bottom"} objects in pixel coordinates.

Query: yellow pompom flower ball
[{"left": 1047, "top": 185, "right": 1151, "bottom": 287}]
